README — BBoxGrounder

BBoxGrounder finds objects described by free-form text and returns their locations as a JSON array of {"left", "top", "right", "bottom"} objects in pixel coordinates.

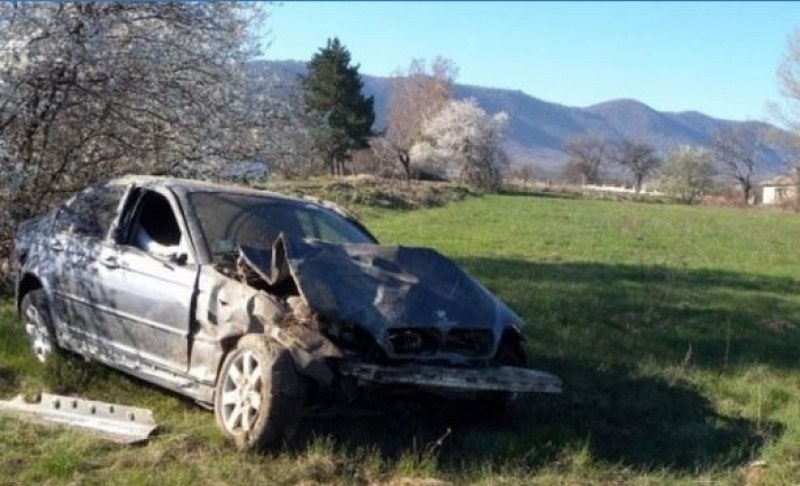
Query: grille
[
  {"left": 388, "top": 328, "right": 492, "bottom": 357},
  {"left": 443, "top": 329, "right": 493, "bottom": 357},
  {"left": 388, "top": 328, "right": 440, "bottom": 355}
]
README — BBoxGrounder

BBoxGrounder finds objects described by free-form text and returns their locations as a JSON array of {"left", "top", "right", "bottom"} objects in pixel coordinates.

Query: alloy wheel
[{"left": 220, "top": 351, "right": 265, "bottom": 433}]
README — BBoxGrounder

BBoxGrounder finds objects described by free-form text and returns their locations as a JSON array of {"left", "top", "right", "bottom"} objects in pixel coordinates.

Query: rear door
[{"left": 47, "top": 184, "right": 128, "bottom": 344}]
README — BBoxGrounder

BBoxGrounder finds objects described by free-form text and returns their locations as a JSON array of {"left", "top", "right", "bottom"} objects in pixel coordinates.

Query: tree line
[
  {"left": 560, "top": 123, "right": 774, "bottom": 205},
  {"left": 298, "top": 39, "right": 509, "bottom": 189}
]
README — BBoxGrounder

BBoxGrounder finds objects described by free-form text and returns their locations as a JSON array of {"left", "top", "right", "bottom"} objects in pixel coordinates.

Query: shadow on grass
[
  {"left": 515, "top": 361, "right": 779, "bottom": 470},
  {"left": 293, "top": 257, "right": 796, "bottom": 474},
  {"left": 2, "top": 258, "right": 794, "bottom": 475},
  {"left": 457, "top": 257, "right": 800, "bottom": 371},
  {"left": 295, "top": 362, "right": 777, "bottom": 474},
  {"left": 0, "top": 366, "right": 18, "bottom": 395}
]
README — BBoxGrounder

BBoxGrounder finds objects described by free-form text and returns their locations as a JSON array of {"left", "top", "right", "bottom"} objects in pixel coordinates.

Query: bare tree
[
  {"left": 369, "top": 136, "right": 405, "bottom": 179},
  {"left": 563, "top": 135, "right": 612, "bottom": 184},
  {"left": 386, "top": 57, "right": 457, "bottom": 179},
  {"left": 615, "top": 140, "right": 662, "bottom": 193},
  {"left": 712, "top": 126, "right": 763, "bottom": 204},
  {"left": 251, "top": 81, "right": 322, "bottom": 179},
  {"left": 0, "top": 2, "right": 268, "bottom": 285},
  {"left": 763, "top": 127, "right": 800, "bottom": 207},
  {"left": 777, "top": 28, "right": 800, "bottom": 133},
  {"left": 775, "top": 29, "right": 800, "bottom": 207},
  {"left": 507, "top": 164, "right": 537, "bottom": 186}
]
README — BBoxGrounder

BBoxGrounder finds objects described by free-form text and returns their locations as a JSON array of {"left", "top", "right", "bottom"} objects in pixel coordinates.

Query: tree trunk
[
  {"left": 634, "top": 174, "right": 643, "bottom": 194},
  {"left": 327, "top": 154, "right": 335, "bottom": 176},
  {"left": 398, "top": 151, "right": 411, "bottom": 180},
  {"left": 330, "top": 156, "right": 346, "bottom": 177}
]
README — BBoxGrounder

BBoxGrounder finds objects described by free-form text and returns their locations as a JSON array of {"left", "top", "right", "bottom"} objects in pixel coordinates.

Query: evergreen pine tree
[{"left": 301, "top": 38, "right": 375, "bottom": 176}]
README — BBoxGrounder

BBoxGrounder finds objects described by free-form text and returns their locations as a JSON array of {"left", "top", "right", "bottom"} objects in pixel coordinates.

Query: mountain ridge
[{"left": 248, "top": 60, "right": 788, "bottom": 175}]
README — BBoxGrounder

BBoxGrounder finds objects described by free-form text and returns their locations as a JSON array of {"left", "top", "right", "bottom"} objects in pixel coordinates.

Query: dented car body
[{"left": 14, "top": 176, "right": 561, "bottom": 449}]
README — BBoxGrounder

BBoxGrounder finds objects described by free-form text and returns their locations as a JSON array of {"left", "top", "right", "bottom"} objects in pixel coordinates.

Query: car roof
[
  {"left": 109, "top": 174, "right": 306, "bottom": 204},
  {"left": 108, "top": 174, "right": 357, "bottom": 221}
]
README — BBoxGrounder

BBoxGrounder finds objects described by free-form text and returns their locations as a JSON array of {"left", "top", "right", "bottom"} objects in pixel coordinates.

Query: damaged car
[{"left": 14, "top": 176, "right": 561, "bottom": 450}]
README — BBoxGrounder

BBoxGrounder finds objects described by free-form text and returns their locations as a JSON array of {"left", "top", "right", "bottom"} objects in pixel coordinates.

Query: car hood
[{"left": 239, "top": 233, "right": 522, "bottom": 336}]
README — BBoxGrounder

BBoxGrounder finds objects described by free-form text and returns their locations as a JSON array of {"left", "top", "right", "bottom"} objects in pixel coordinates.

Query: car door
[
  {"left": 46, "top": 184, "right": 128, "bottom": 346},
  {"left": 91, "top": 187, "right": 198, "bottom": 377}
]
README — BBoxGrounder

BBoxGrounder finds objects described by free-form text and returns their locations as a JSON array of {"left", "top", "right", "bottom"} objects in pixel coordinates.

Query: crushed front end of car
[{"left": 229, "top": 233, "right": 562, "bottom": 399}]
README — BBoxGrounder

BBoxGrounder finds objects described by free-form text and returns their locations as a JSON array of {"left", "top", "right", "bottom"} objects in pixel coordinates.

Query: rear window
[{"left": 53, "top": 184, "right": 125, "bottom": 239}]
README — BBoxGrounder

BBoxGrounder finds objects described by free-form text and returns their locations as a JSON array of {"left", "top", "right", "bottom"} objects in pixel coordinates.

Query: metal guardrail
[{"left": 0, "top": 393, "right": 157, "bottom": 444}]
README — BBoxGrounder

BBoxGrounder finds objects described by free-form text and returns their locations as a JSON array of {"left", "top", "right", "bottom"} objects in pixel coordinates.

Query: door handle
[
  {"left": 100, "top": 256, "right": 120, "bottom": 269},
  {"left": 50, "top": 240, "right": 64, "bottom": 252}
]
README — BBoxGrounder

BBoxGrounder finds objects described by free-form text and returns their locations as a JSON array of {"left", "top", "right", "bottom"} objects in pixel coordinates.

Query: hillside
[{"left": 248, "top": 60, "right": 788, "bottom": 174}]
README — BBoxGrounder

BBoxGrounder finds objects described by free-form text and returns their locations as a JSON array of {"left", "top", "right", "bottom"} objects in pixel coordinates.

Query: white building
[{"left": 761, "top": 169, "right": 799, "bottom": 205}]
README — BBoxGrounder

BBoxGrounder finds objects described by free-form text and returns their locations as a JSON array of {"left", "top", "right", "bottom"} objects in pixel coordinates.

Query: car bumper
[{"left": 338, "top": 362, "right": 562, "bottom": 394}]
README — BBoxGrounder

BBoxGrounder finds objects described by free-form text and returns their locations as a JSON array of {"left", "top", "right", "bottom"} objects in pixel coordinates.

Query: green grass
[{"left": 3, "top": 194, "right": 800, "bottom": 484}]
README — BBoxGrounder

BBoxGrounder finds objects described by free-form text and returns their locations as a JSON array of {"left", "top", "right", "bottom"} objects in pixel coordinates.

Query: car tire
[
  {"left": 20, "top": 289, "right": 58, "bottom": 364},
  {"left": 214, "top": 334, "right": 306, "bottom": 451}
]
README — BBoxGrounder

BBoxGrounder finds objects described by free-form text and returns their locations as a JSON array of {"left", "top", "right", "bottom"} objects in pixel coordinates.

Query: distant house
[{"left": 760, "top": 168, "right": 799, "bottom": 205}]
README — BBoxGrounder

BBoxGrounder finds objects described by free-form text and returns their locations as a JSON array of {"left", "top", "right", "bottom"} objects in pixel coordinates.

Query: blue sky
[{"left": 262, "top": 2, "right": 800, "bottom": 122}]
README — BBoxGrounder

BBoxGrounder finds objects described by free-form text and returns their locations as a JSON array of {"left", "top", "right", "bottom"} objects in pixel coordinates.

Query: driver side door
[{"left": 91, "top": 188, "right": 198, "bottom": 379}]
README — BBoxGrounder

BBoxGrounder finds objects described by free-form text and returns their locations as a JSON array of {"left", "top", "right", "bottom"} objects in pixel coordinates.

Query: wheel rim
[
  {"left": 24, "top": 305, "right": 52, "bottom": 363},
  {"left": 221, "top": 351, "right": 265, "bottom": 434}
]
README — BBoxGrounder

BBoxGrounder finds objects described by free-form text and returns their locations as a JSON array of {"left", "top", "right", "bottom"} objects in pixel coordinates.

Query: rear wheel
[
  {"left": 214, "top": 335, "right": 306, "bottom": 451},
  {"left": 21, "top": 290, "right": 58, "bottom": 364}
]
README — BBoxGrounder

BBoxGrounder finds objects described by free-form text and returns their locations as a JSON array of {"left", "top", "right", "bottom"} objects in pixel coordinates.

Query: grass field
[{"left": 2, "top": 193, "right": 800, "bottom": 484}]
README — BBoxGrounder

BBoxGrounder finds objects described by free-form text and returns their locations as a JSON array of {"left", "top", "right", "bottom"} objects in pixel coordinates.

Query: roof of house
[{"left": 761, "top": 173, "right": 797, "bottom": 187}]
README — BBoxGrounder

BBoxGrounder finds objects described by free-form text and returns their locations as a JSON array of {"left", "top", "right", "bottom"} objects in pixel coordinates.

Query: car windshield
[{"left": 189, "top": 192, "right": 375, "bottom": 256}]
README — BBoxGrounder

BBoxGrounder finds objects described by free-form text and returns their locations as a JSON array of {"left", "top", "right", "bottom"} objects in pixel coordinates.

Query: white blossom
[{"left": 411, "top": 98, "right": 509, "bottom": 188}]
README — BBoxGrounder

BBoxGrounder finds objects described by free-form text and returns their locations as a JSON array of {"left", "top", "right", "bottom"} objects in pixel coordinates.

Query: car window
[
  {"left": 125, "top": 190, "right": 189, "bottom": 258},
  {"left": 53, "top": 184, "right": 125, "bottom": 239},
  {"left": 189, "top": 192, "right": 375, "bottom": 256},
  {"left": 295, "top": 210, "right": 359, "bottom": 243}
]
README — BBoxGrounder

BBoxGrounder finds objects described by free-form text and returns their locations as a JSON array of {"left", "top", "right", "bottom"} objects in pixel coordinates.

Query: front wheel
[
  {"left": 21, "top": 290, "right": 58, "bottom": 364},
  {"left": 214, "top": 335, "right": 305, "bottom": 451}
]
